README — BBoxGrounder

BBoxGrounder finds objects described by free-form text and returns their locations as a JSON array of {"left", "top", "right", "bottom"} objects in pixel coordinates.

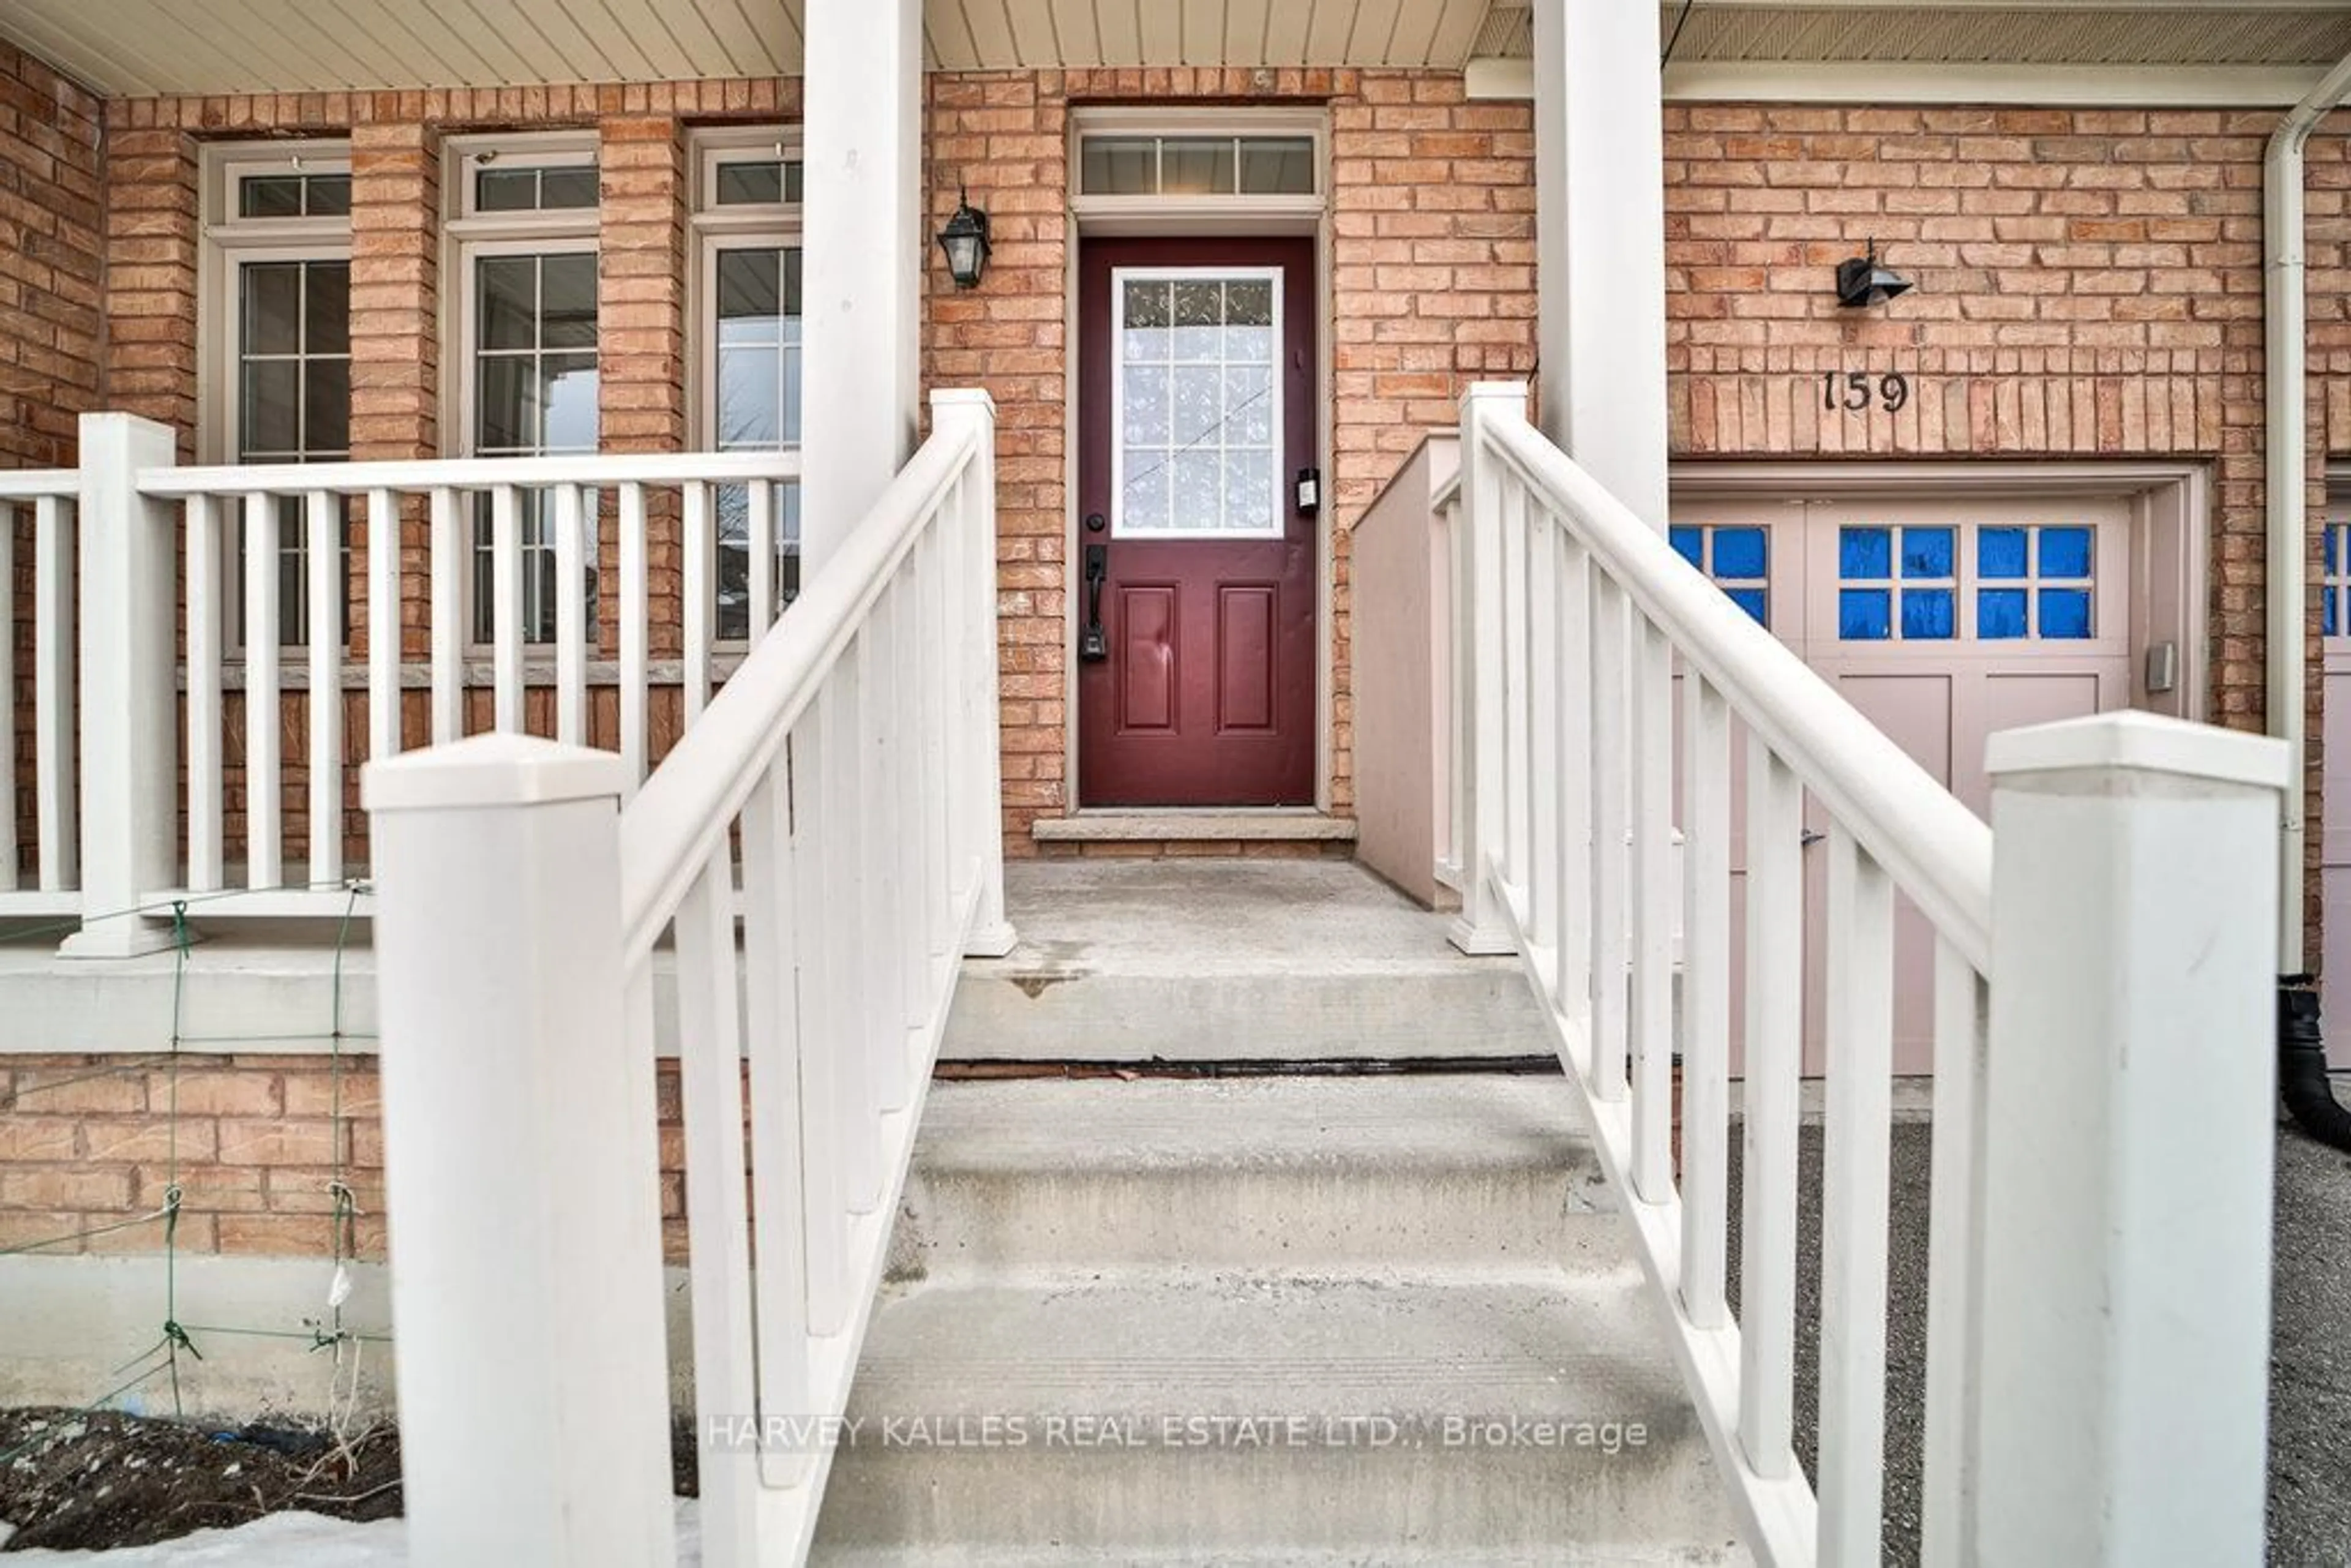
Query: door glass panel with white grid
[{"left": 1112, "top": 269, "right": 1282, "bottom": 539}]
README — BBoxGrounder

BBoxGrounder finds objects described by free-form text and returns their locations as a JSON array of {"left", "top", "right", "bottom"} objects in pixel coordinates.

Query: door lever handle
[
  {"left": 1799, "top": 828, "right": 1826, "bottom": 849},
  {"left": 1081, "top": 543, "right": 1109, "bottom": 662}
]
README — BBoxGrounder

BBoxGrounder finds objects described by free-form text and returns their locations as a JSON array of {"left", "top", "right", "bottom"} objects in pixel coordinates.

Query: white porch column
[
  {"left": 1969, "top": 712, "right": 2286, "bottom": 1566},
  {"left": 1531, "top": 0, "right": 1669, "bottom": 528},
  {"left": 800, "top": 0, "right": 924, "bottom": 577}
]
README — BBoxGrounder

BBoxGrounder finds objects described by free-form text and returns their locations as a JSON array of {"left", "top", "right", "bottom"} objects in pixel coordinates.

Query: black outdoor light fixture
[
  {"left": 1835, "top": 239, "right": 1913, "bottom": 309},
  {"left": 938, "top": 188, "right": 991, "bottom": 289}
]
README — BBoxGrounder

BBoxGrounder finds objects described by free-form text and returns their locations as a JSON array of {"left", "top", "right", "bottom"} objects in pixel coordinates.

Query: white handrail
[
  {"left": 1478, "top": 415, "right": 1994, "bottom": 972},
  {"left": 366, "top": 388, "right": 1008, "bottom": 1568},
  {"left": 618, "top": 426, "right": 965, "bottom": 960},
  {"left": 140, "top": 448, "right": 801, "bottom": 495},
  {"left": 1448, "top": 380, "right": 2284, "bottom": 1568}
]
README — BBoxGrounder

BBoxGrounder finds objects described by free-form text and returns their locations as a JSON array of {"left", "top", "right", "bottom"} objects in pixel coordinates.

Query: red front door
[{"left": 1076, "top": 238, "right": 1318, "bottom": 806}]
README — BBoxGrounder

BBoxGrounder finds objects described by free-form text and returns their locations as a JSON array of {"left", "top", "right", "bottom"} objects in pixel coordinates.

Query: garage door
[
  {"left": 1671, "top": 493, "right": 2137, "bottom": 1074},
  {"left": 2320, "top": 496, "right": 2351, "bottom": 1066}
]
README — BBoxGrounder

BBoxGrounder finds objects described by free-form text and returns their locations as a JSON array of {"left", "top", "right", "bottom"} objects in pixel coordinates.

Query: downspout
[{"left": 2268, "top": 54, "right": 2351, "bottom": 1150}]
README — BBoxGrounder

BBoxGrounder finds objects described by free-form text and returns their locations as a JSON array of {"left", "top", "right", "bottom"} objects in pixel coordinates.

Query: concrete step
[
  {"left": 890, "top": 1075, "right": 1621, "bottom": 1280},
  {"left": 947, "top": 860, "right": 1551, "bottom": 1062},
  {"left": 811, "top": 1272, "right": 1745, "bottom": 1560}
]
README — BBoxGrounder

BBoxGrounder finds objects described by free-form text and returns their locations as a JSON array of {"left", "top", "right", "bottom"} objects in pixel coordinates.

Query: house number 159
[{"left": 1824, "top": 371, "right": 1909, "bottom": 413}]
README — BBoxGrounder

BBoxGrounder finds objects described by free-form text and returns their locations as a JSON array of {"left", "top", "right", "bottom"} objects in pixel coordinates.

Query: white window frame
[
  {"left": 1108, "top": 264, "right": 1286, "bottom": 542},
  {"left": 443, "top": 133, "right": 602, "bottom": 651},
  {"left": 198, "top": 140, "right": 354, "bottom": 655},
  {"left": 690, "top": 127, "right": 804, "bottom": 648}
]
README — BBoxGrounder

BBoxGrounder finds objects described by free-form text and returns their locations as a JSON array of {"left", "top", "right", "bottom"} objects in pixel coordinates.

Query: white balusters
[
  {"left": 1628, "top": 616, "right": 1674, "bottom": 1201},
  {"left": 1738, "top": 739, "right": 1803, "bottom": 1483},
  {"left": 673, "top": 841, "right": 760, "bottom": 1563},
  {"left": 186, "top": 503, "right": 224, "bottom": 893},
  {"left": 366, "top": 489, "right": 401, "bottom": 767},
  {"left": 1555, "top": 530, "right": 1593, "bottom": 1033},
  {"left": 1920, "top": 937, "right": 1987, "bottom": 1568},
  {"left": 1589, "top": 573, "right": 1630, "bottom": 1100},
  {"left": 243, "top": 491, "right": 283, "bottom": 888},
  {"left": 552, "top": 483, "right": 588, "bottom": 746},
  {"left": 618, "top": 482, "right": 650, "bottom": 790},
  {"left": 31, "top": 497, "right": 75, "bottom": 894},
  {"left": 490, "top": 484, "right": 523, "bottom": 735},
  {"left": 793, "top": 695, "right": 849, "bottom": 1339},
  {"left": 306, "top": 490, "right": 343, "bottom": 883},
  {"left": 683, "top": 480, "right": 712, "bottom": 722},
  {"left": 429, "top": 486, "right": 463, "bottom": 744},
  {"left": 738, "top": 765, "right": 810, "bottom": 1478},
  {"left": 1818, "top": 829, "right": 1894, "bottom": 1566},
  {"left": 1678, "top": 673, "right": 1732, "bottom": 1331}
]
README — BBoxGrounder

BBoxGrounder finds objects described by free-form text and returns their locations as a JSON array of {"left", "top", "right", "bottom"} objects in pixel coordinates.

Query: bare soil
[{"left": 0, "top": 1409, "right": 700, "bottom": 1553}]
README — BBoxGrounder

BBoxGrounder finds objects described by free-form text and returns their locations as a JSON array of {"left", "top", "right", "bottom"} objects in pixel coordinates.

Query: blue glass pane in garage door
[
  {"left": 2038, "top": 526, "right": 2092, "bottom": 579},
  {"left": 2039, "top": 588, "right": 2092, "bottom": 639},
  {"left": 1727, "top": 587, "right": 1768, "bottom": 626},
  {"left": 1669, "top": 526, "right": 1704, "bottom": 569},
  {"left": 1840, "top": 526, "right": 1890, "bottom": 580},
  {"left": 1902, "top": 588, "right": 1954, "bottom": 639},
  {"left": 1979, "top": 588, "right": 2028, "bottom": 640},
  {"left": 2327, "top": 526, "right": 2338, "bottom": 575},
  {"left": 1978, "top": 527, "right": 2028, "bottom": 580},
  {"left": 2328, "top": 588, "right": 2340, "bottom": 639},
  {"left": 1902, "top": 527, "right": 1954, "bottom": 580},
  {"left": 1712, "top": 527, "right": 1767, "bottom": 579},
  {"left": 1840, "top": 588, "right": 1890, "bottom": 640}
]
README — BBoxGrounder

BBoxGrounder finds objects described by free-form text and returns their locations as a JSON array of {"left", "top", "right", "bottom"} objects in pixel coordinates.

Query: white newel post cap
[
  {"left": 930, "top": 386, "right": 997, "bottom": 418},
  {"left": 1984, "top": 709, "right": 2290, "bottom": 792},
  {"left": 362, "top": 732, "right": 629, "bottom": 815}
]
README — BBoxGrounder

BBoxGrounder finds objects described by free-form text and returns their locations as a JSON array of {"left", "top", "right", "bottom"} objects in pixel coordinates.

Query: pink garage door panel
[
  {"left": 1673, "top": 494, "right": 2137, "bottom": 1076},
  {"left": 2322, "top": 500, "right": 2351, "bottom": 1066}
]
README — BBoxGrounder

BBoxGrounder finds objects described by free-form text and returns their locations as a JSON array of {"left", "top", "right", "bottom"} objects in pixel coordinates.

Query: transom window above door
[
  {"left": 1079, "top": 133, "right": 1317, "bottom": 197},
  {"left": 1113, "top": 269, "right": 1281, "bottom": 539}
]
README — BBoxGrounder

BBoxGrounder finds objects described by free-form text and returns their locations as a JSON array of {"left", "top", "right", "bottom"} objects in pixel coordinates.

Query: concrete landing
[{"left": 946, "top": 859, "right": 1549, "bottom": 1061}]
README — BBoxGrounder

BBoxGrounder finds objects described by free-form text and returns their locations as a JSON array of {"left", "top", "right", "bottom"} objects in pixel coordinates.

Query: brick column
[
  {"left": 598, "top": 115, "right": 687, "bottom": 678},
  {"left": 349, "top": 119, "right": 441, "bottom": 669},
  {"left": 102, "top": 128, "right": 199, "bottom": 450}
]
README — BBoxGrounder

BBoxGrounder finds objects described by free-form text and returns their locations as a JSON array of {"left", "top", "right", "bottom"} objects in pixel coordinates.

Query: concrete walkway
[{"left": 1728, "top": 1116, "right": 2351, "bottom": 1565}]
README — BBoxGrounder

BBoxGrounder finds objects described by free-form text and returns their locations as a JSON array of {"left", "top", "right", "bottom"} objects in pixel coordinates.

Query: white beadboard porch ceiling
[{"left": 5, "top": 0, "right": 2351, "bottom": 96}]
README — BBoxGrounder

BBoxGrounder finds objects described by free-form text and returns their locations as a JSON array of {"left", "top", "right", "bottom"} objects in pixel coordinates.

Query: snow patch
[{"left": 2, "top": 1501, "right": 704, "bottom": 1565}]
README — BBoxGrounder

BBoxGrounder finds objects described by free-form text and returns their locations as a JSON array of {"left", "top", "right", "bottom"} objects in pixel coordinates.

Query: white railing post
[
  {"left": 362, "top": 735, "right": 676, "bottom": 1568},
  {"left": 931, "top": 388, "right": 1015, "bottom": 956},
  {"left": 1449, "top": 380, "right": 1528, "bottom": 956},
  {"left": 1969, "top": 711, "right": 2287, "bottom": 1567},
  {"left": 62, "top": 413, "right": 179, "bottom": 956}
]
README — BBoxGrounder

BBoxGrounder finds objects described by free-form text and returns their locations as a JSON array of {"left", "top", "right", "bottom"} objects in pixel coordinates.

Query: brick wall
[
  {"left": 1, "top": 1054, "right": 707, "bottom": 1265},
  {"left": 924, "top": 67, "right": 1538, "bottom": 850},
  {"left": 1, "top": 42, "right": 102, "bottom": 885},
  {"left": 1663, "top": 103, "right": 2342, "bottom": 963},
  {"left": 0, "top": 40, "right": 102, "bottom": 469}
]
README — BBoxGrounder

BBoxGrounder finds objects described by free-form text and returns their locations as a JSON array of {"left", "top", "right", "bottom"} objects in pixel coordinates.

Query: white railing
[
  {"left": 1450, "top": 383, "right": 2286, "bottom": 1566},
  {"left": 0, "top": 470, "right": 78, "bottom": 916},
  {"left": 363, "top": 390, "right": 1008, "bottom": 1568},
  {"left": 1, "top": 411, "right": 805, "bottom": 950}
]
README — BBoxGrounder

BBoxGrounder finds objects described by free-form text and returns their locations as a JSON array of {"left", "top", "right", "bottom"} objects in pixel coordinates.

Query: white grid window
[
  {"left": 1111, "top": 268, "right": 1282, "bottom": 539},
  {"left": 694, "top": 131, "right": 804, "bottom": 641},
  {"left": 206, "top": 143, "right": 354, "bottom": 651}
]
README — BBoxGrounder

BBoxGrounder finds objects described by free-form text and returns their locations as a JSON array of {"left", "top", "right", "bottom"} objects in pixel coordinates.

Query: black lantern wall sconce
[
  {"left": 937, "top": 187, "right": 991, "bottom": 289},
  {"left": 1835, "top": 239, "right": 1914, "bottom": 309}
]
